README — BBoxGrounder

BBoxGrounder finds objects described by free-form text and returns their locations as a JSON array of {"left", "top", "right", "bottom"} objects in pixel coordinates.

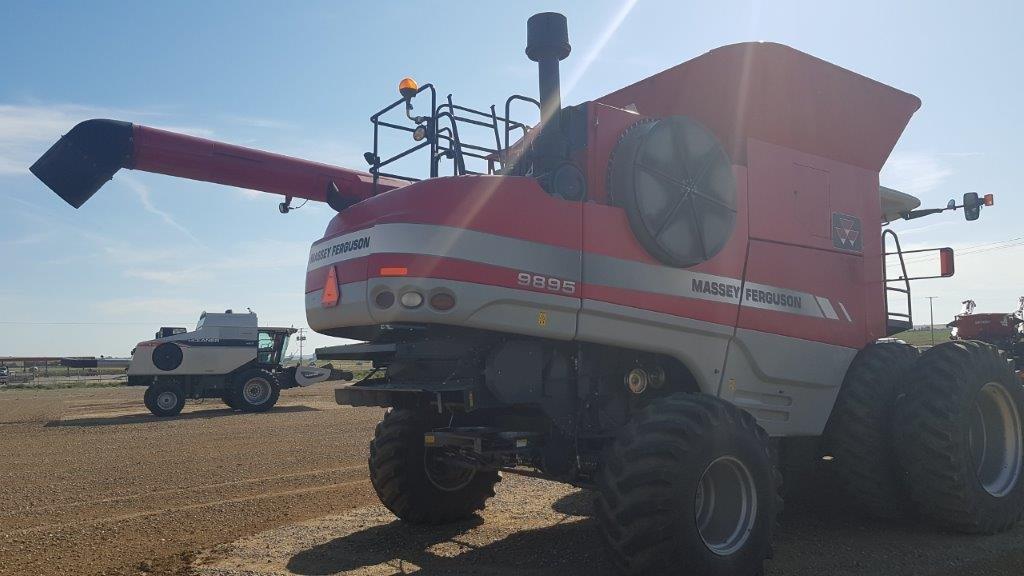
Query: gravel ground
[{"left": 2, "top": 386, "right": 1024, "bottom": 576}]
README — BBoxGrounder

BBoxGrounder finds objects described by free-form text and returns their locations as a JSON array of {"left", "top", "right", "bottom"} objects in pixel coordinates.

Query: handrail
[
  {"left": 882, "top": 229, "right": 913, "bottom": 333},
  {"left": 367, "top": 86, "right": 538, "bottom": 186}
]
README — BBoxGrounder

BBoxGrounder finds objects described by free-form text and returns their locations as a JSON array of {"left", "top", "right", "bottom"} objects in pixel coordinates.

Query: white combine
[{"left": 63, "top": 310, "right": 352, "bottom": 416}]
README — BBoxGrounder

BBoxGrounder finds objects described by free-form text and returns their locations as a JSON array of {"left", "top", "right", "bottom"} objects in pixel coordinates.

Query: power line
[{"left": 890, "top": 236, "right": 1024, "bottom": 267}]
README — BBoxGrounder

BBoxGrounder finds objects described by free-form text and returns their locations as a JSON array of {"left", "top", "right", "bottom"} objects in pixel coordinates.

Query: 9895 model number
[{"left": 517, "top": 272, "right": 577, "bottom": 295}]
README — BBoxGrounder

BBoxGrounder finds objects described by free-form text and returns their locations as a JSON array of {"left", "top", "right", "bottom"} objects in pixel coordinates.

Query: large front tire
[
  {"left": 369, "top": 409, "right": 500, "bottom": 524},
  {"left": 823, "top": 342, "right": 919, "bottom": 518},
  {"left": 231, "top": 369, "right": 280, "bottom": 413},
  {"left": 595, "top": 394, "right": 780, "bottom": 576},
  {"left": 895, "top": 340, "right": 1024, "bottom": 533}
]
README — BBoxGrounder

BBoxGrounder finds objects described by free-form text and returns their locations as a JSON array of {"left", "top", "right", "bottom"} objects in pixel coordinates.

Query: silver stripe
[
  {"left": 837, "top": 301, "right": 853, "bottom": 322},
  {"left": 310, "top": 223, "right": 839, "bottom": 322},
  {"left": 309, "top": 223, "right": 581, "bottom": 281},
  {"left": 816, "top": 297, "right": 840, "bottom": 320},
  {"left": 585, "top": 253, "right": 827, "bottom": 320}
]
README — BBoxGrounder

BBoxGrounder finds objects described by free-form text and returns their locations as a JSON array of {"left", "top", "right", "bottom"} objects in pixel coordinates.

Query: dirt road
[
  {"left": 0, "top": 386, "right": 382, "bottom": 575},
  {"left": 2, "top": 386, "right": 1024, "bottom": 576}
]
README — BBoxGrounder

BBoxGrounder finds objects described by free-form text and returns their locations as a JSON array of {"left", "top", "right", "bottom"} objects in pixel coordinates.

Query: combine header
[{"left": 32, "top": 13, "right": 1011, "bottom": 575}]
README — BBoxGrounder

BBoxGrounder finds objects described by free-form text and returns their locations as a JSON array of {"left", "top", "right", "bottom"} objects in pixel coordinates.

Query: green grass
[{"left": 891, "top": 327, "right": 949, "bottom": 347}]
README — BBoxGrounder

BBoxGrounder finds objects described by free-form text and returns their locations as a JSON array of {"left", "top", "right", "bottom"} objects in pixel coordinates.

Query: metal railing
[{"left": 367, "top": 86, "right": 540, "bottom": 192}]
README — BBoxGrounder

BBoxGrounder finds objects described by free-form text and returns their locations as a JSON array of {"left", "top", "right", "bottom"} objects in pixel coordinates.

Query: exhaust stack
[
  {"left": 30, "top": 119, "right": 407, "bottom": 210},
  {"left": 526, "top": 12, "right": 571, "bottom": 167}
]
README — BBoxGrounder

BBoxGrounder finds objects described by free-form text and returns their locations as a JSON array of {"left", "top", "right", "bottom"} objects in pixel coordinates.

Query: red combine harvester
[
  {"left": 32, "top": 13, "right": 1011, "bottom": 575},
  {"left": 950, "top": 298, "right": 1024, "bottom": 367}
]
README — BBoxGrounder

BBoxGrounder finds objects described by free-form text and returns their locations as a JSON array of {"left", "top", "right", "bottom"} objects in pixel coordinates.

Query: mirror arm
[{"left": 902, "top": 208, "right": 946, "bottom": 220}]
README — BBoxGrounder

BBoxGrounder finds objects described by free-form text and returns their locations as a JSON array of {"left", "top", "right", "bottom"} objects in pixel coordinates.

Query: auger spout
[{"left": 30, "top": 119, "right": 408, "bottom": 210}]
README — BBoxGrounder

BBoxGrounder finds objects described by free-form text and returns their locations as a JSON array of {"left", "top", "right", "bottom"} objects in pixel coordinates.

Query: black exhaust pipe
[{"left": 526, "top": 12, "right": 571, "bottom": 168}]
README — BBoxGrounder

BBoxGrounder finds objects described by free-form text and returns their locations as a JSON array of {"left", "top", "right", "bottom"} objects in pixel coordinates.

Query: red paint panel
[
  {"left": 320, "top": 176, "right": 583, "bottom": 250},
  {"left": 740, "top": 240, "right": 868, "bottom": 349},
  {"left": 305, "top": 257, "right": 369, "bottom": 293},
  {"left": 366, "top": 253, "right": 567, "bottom": 296},
  {"left": 584, "top": 284, "right": 738, "bottom": 327},
  {"left": 596, "top": 42, "right": 920, "bottom": 172},
  {"left": 308, "top": 253, "right": 573, "bottom": 297}
]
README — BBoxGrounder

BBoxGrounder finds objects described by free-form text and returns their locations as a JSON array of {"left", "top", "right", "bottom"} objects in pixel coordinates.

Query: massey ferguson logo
[
  {"left": 308, "top": 236, "right": 370, "bottom": 264},
  {"left": 832, "top": 212, "right": 862, "bottom": 252}
]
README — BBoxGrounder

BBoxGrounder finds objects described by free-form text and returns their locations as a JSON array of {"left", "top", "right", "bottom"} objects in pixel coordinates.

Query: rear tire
[
  {"left": 145, "top": 382, "right": 185, "bottom": 417},
  {"left": 369, "top": 409, "right": 500, "bottom": 524},
  {"left": 231, "top": 369, "right": 280, "bottom": 413},
  {"left": 895, "top": 340, "right": 1024, "bottom": 533},
  {"left": 222, "top": 392, "right": 239, "bottom": 410},
  {"left": 823, "top": 342, "right": 919, "bottom": 518},
  {"left": 595, "top": 393, "right": 780, "bottom": 576}
]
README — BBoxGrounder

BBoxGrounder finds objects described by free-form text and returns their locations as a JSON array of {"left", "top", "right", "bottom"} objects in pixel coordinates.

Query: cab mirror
[{"left": 963, "top": 192, "right": 981, "bottom": 221}]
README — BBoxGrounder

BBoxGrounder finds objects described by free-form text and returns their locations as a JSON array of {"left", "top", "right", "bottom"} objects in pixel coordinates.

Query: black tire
[
  {"left": 145, "top": 382, "right": 185, "bottom": 417},
  {"left": 895, "top": 340, "right": 1024, "bottom": 533},
  {"left": 595, "top": 394, "right": 780, "bottom": 576},
  {"left": 143, "top": 386, "right": 157, "bottom": 413},
  {"left": 231, "top": 369, "right": 280, "bottom": 413},
  {"left": 369, "top": 409, "right": 500, "bottom": 524},
  {"left": 221, "top": 390, "right": 239, "bottom": 410},
  {"left": 823, "top": 342, "right": 919, "bottom": 518}
]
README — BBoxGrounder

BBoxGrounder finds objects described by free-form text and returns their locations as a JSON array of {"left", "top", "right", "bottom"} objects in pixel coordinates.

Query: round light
[
  {"left": 374, "top": 290, "right": 395, "bottom": 309},
  {"left": 429, "top": 292, "right": 456, "bottom": 311},
  {"left": 413, "top": 125, "right": 428, "bottom": 142},
  {"left": 398, "top": 77, "right": 419, "bottom": 99},
  {"left": 400, "top": 291, "right": 424, "bottom": 308}
]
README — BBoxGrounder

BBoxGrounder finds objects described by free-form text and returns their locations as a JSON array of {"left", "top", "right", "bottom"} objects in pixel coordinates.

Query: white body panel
[{"left": 128, "top": 312, "right": 258, "bottom": 377}]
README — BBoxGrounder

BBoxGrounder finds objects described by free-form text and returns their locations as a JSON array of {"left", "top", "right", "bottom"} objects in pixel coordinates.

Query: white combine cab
[{"left": 64, "top": 310, "right": 352, "bottom": 417}]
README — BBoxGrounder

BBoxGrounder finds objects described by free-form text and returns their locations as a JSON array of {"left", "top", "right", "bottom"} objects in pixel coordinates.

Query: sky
[{"left": 1, "top": 0, "right": 1022, "bottom": 357}]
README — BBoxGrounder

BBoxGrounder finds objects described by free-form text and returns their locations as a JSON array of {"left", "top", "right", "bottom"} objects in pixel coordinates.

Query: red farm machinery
[
  {"left": 950, "top": 298, "right": 1024, "bottom": 368},
  {"left": 31, "top": 13, "right": 1012, "bottom": 576}
]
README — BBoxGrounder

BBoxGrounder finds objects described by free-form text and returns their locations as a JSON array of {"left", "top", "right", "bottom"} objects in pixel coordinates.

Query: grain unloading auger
[
  {"left": 30, "top": 118, "right": 408, "bottom": 212},
  {"left": 33, "top": 13, "right": 1010, "bottom": 576}
]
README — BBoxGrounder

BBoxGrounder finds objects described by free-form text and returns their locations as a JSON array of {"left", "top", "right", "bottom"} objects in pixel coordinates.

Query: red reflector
[
  {"left": 984, "top": 193, "right": 995, "bottom": 206},
  {"left": 321, "top": 266, "right": 340, "bottom": 307},
  {"left": 380, "top": 267, "right": 408, "bottom": 277},
  {"left": 939, "top": 247, "right": 955, "bottom": 278}
]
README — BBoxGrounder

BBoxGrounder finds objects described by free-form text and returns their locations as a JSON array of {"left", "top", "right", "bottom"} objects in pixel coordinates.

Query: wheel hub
[
  {"left": 969, "top": 381, "right": 1023, "bottom": 497},
  {"left": 695, "top": 455, "right": 758, "bottom": 556},
  {"left": 423, "top": 449, "right": 476, "bottom": 492},
  {"left": 243, "top": 378, "right": 271, "bottom": 405},
  {"left": 155, "top": 391, "right": 178, "bottom": 411}
]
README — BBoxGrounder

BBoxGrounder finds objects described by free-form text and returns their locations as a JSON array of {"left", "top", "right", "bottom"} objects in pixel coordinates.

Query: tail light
[{"left": 429, "top": 292, "right": 456, "bottom": 311}]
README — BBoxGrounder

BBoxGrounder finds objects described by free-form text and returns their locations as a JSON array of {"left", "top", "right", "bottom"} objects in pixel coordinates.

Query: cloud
[
  {"left": 0, "top": 230, "right": 53, "bottom": 246},
  {"left": 93, "top": 296, "right": 203, "bottom": 318},
  {"left": 120, "top": 238, "right": 310, "bottom": 286},
  {"left": 123, "top": 268, "right": 212, "bottom": 285},
  {"left": 117, "top": 174, "right": 204, "bottom": 245},
  {"left": 0, "top": 102, "right": 212, "bottom": 176},
  {"left": 881, "top": 151, "right": 955, "bottom": 198},
  {"left": 222, "top": 115, "right": 296, "bottom": 130}
]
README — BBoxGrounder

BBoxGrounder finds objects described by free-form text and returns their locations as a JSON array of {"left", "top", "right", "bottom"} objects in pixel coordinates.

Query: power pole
[
  {"left": 296, "top": 328, "right": 307, "bottom": 363},
  {"left": 926, "top": 296, "right": 938, "bottom": 346}
]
